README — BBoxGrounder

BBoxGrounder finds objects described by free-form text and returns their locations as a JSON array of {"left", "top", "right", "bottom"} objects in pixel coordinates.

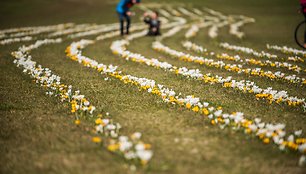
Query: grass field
[{"left": 0, "top": 0, "right": 305, "bottom": 173}]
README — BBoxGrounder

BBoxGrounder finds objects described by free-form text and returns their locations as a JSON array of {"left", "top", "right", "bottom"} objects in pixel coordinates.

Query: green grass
[{"left": 0, "top": 0, "right": 305, "bottom": 173}]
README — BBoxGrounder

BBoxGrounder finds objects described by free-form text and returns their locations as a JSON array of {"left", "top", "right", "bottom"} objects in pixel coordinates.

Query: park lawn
[{"left": 0, "top": 0, "right": 305, "bottom": 174}]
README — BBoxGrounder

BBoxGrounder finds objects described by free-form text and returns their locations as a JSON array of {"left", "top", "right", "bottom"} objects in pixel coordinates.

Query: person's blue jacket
[
  {"left": 116, "top": 0, "right": 140, "bottom": 14},
  {"left": 116, "top": 0, "right": 132, "bottom": 14}
]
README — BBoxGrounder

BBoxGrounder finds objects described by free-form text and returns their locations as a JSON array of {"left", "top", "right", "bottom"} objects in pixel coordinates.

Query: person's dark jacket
[{"left": 144, "top": 17, "right": 161, "bottom": 36}]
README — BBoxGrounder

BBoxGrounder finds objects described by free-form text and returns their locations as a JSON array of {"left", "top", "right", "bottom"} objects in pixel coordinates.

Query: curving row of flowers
[
  {"left": 216, "top": 53, "right": 306, "bottom": 73},
  {"left": 192, "top": 8, "right": 203, "bottom": 16},
  {"left": 208, "top": 21, "right": 228, "bottom": 39},
  {"left": 11, "top": 38, "right": 153, "bottom": 166},
  {"left": 0, "top": 23, "right": 119, "bottom": 45},
  {"left": 228, "top": 15, "right": 255, "bottom": 39},
  {"left": 9, "top": 23, "right": 74, "bottom": 38},
  {"left": 267, "top": 44, "right": 306, "bottom": 58},
  {"left": 182, "top": 40, "right": 209, "bottom": 53},
  {"left": 67, "top": 23, "right": 120, "bottom": 39},
  {"left": 0, "top": 23, "right": 74, "bottom": 38},
  {"left": 48, "top": 23, "right": 100, "bottom": 38},
  {"left": 159, "top": 8, "right": 172, "bottom": 18},
  {"left": 0, "top": 36, "right": 33, "bottom": 45},
  {"left": 182, "top": 41, "right": 305, "bottom": 74},
  {"left": 149, "top": 6, "right": 253, "bottom": 39},
  {"left": 167, "top": 7, "right": 182, "bottom": 17},
  {"left": 220, "top": 42, "right": 305, "bottom": 63},
  {"left": 0, "top": 23, "right": 77, "bottom": 45},
  {"left": 185, "top": 24, "right": 200, "bottom": 39},
  {"left": 153, "top": 41, "right": 306, "bottom": 86},
  {"left": 203, "top": 8, "right": 255, "bottom": 39},
  {"left": 66, "top": 37, "right": 306, "bottom": 165},
  {"left": 178, "top": 7, "right": 198, "bottom": 18}
]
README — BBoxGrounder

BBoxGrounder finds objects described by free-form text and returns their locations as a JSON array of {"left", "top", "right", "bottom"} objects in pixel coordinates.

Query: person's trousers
[{"left": 118, "top": 12, "right": 131, "bottom": 35}]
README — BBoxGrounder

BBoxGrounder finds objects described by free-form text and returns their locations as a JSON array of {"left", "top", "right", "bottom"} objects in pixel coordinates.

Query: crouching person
[{"left": 143, "top": 11, "right": 161, "bottom": 36}]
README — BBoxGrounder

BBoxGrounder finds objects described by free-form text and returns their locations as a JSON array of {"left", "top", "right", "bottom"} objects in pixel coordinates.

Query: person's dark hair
[{"left": 153, "top": 11, "right": 159, "bottom": 17}]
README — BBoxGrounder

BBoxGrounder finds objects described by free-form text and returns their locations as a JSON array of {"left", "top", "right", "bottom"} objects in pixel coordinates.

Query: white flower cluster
[
  {"left": 184, "top": 21, "right": 216, "bottom": 39},
  {"left": 111, "top": 40, "right": 173, "bottom": 70},
  {"left": 229, "top": 16, "right": 255, "bottom": 39},
  {"left": 159, "top": 9, "right": 172, "bottom": 18},
  {"left": 185, "top": 25, "right": 199, "bottom": 39},
  {"left": 201, "top": 8, "right": 255, "bottom": 39},
  {"left": 182, "top": 41, "right": 304, "bottom": 73},
  {"left": 209, "top": 20, "right": 229, "bottom": 39},
  {"left": 0, "top": 23, "right": 74, "bottom": 38},
  {"left": 11, "top": 38, "right": 96, "bottom": 115},
  {"left": 167, "top": 16, "right": 188, "bottom": 27},
  {"left": 178, "top": 7, "right": 197, "bottom": 18},
  {"left": 185, "top": 41, "right": 300, "bottom": 72},
  {"left": 153, "top": 41, "right": 306, "bottom": 85},
  {"left": 204, "top": 7, "right": 226, "bottom": 18},
  {"left": 67, "top": 23, "right": 119, "bottom": 38},
  {"left": 287, "top": 56, "right": 305, "bottom": 62},
  {"left": 218, "top": 53, "right": 304, "bottom": 73},
  {"left": 126, "top": 30, "right": 148, "bottom": 41},
  {"left": 95, "top": 118, "right": 153, "bottom": 164},
  {"left": 8, "top": 23, "right": 74, "bottom": 38},
  {"left": 267, "top": 44, "right": 306, "bottom": 58},
  {"left": 67, "top": 40, "right": 118, "bottom": 72},
  {"left": 202, "top": 15, "right": 227, "bottom": 39},
  {"left": 0, "top": 36, "right": 33, "bottom": 45},
  {"left": 96, "top": 31, "right": 120, "bottom": 41},
  {"left": 182, "top": 41, "right": 208, "bottom": 53},
  {"left": 48, "top": 23, "right": 98, "bottom": 37},
  {"left": 96, "top": 24, "right": 149, "bottom": 41},
  {"left": 0, "top": 26, "right": 35, "bottom": 35},
  {"left": 220, "top": 42, "right": 278, "bottom": 59},
  {"left": 0, "top": 23, "right": 77, "bottom": 45},
  {"left": 229, "top": 22, "right": 245, "bottom": 38},
  {"left": 160, "top": 26, "right": 184, "bottom": 40},
  {"left": 220, "top": 42, "right": 305, "bottom": 63},
  {"left": 193, "top": 8, "right": 203, "bottom": 15},
  {"left": 167, "top": 7, "right": 182, "bottom": 17},
  {"left": 19, "top": 38, "right": 62, "bottom": 52},
  {"left": 116, "top": 133, "right": 153, "bottom": 163}
]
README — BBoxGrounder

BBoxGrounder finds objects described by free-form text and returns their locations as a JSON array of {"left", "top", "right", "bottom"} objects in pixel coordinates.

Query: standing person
[
  {"left": 116, "top": 0, "right": 141, "bottom": 36},
  {"left": 300, "top": 0, "right": 306, "bottom": 48},
  {"left": 143, "top": 11, "right": 161, "bottom": 36}
]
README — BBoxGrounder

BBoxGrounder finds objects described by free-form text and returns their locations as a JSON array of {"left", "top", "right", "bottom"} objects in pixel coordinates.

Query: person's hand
[
  {"left": 127, "top": 11, "right": 132, "bottom": 16},
  {"left": 143, "top": 12, "right": 149, "bottom": 17},
  {"left": 152, "top": 28, "right": 157, "bottom": 32}
]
